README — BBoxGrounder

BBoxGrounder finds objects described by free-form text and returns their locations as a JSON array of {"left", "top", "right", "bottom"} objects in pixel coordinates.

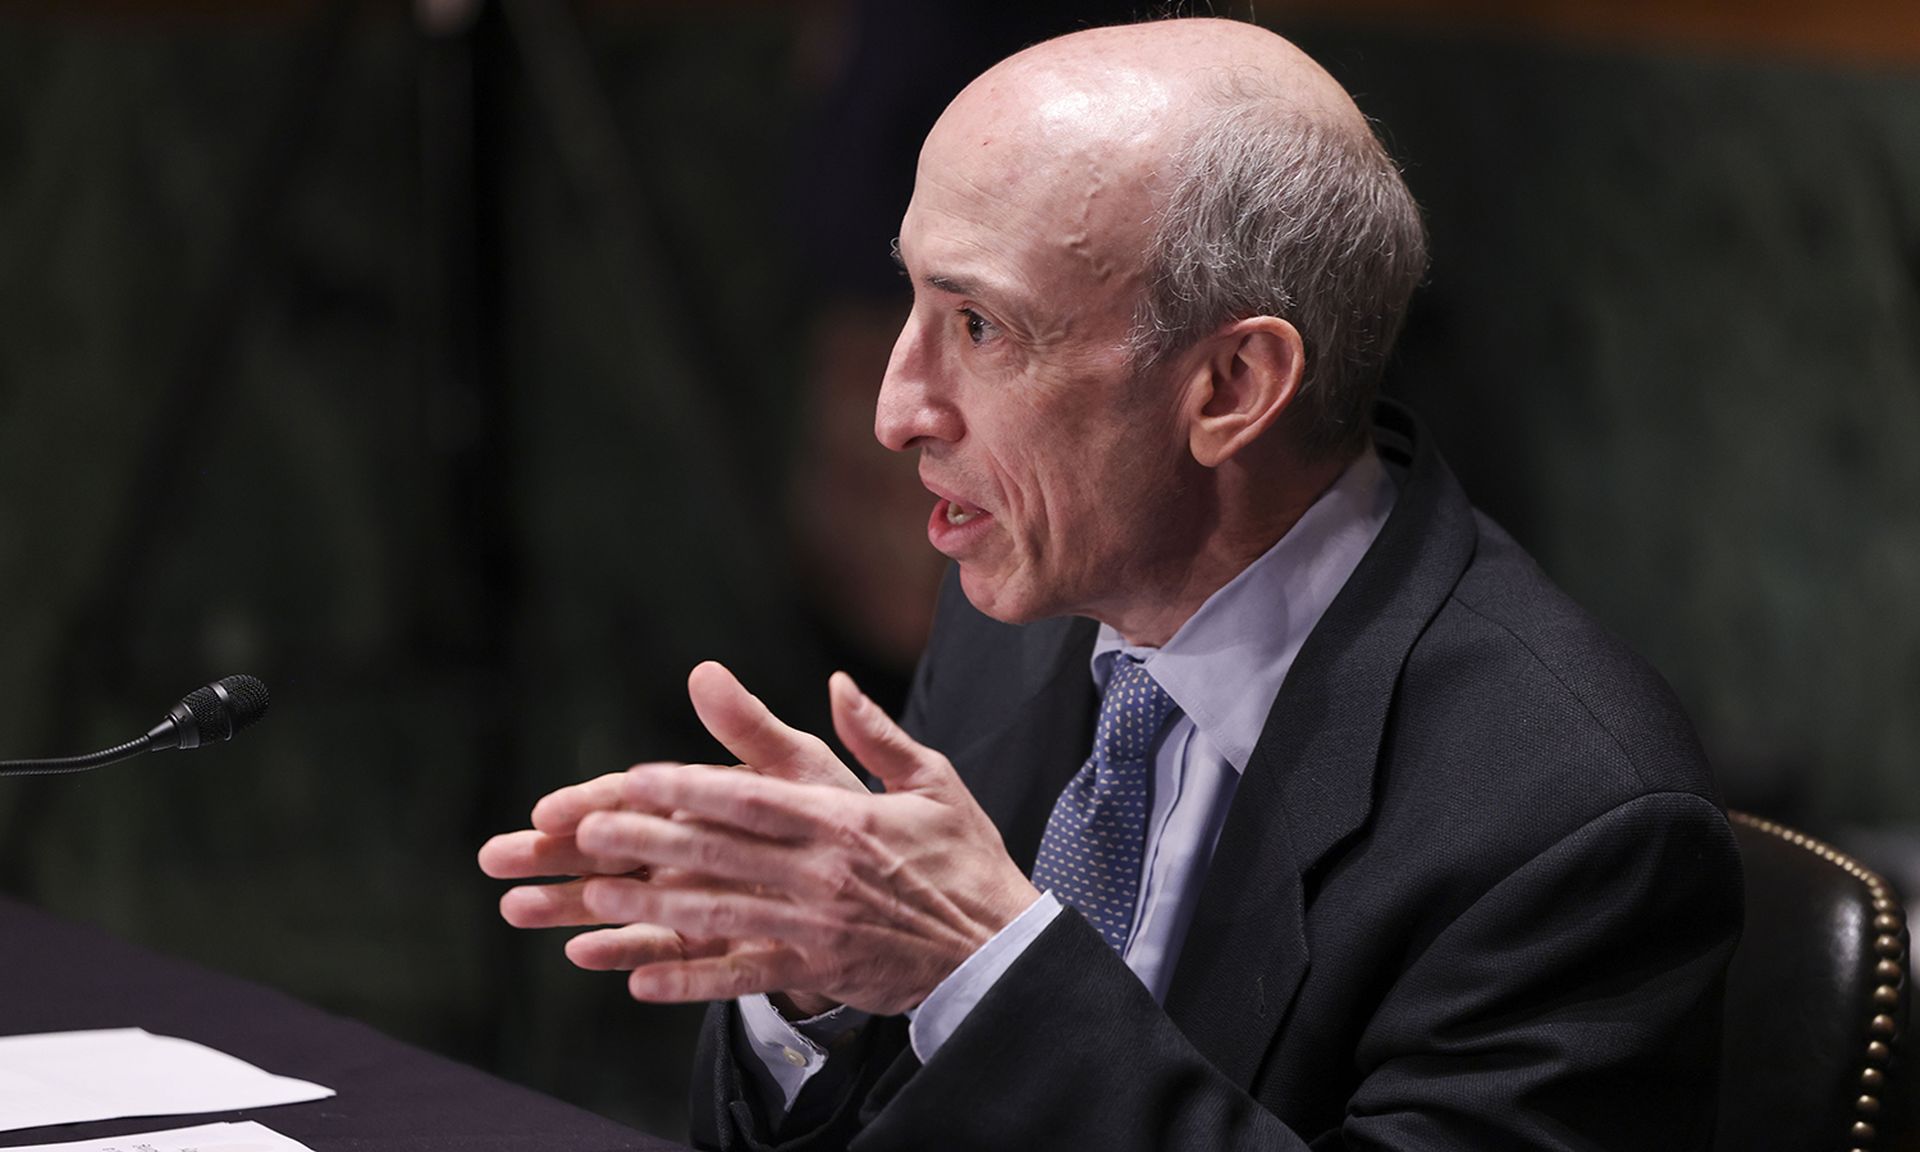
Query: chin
[{"left": 957, "top": 564, "right": 1070, "bottom": 626}]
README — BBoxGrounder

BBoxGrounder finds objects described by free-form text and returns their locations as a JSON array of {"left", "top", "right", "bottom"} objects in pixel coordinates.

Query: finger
[
  {"left": 581, "top": 875, "right": 825, "bottom": 944},
  {"left": 499, "top": 865, "right": 718, "bottom": 928},
  {"left": 563, "top": 924, "right": 727, "bottom": 971},
  {"left": 828, "top": 671, "right": 941, "bottom": 791},
  {"left": 627, "top": 943, "right": 808, "bottom": 1003},
  {"left": 620, "top": 763, "right": 846, "bottom": 842},
  {"left": 479, "top": 829, "right": 640, "bottom": 880},
  {"left": 577, "top": 809, "right": 813, "bottom": 890},
  {"left": 501, "top": 879, "right": 598, "bottom": 928},
  {"left": 687, "top": 662, "right": 861, "bottom": 791},
  {"left": 530, "top": 765, "right": 683, "bottom": 836}
]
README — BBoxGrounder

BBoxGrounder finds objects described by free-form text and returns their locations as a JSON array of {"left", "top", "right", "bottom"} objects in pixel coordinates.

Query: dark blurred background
[{"left": 0, "top": 0, "right": 1915, "bottom": 1140}]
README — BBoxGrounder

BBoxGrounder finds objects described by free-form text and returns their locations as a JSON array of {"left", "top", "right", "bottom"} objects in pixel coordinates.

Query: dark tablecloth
[{"left": 0, "top": 895, "right": 685, "bottom": 1151}]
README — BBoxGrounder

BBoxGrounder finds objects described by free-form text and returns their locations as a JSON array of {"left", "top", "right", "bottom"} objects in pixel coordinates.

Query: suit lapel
[{"left": 1163, "top": 402, "right": 1479, "bottom": 1089}]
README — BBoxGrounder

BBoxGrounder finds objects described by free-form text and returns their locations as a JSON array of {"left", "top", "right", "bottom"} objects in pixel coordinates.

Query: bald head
[
  {"left": 920, "top": 17, "right": 1427, "bottom": 458},
  {"left": 920, "top": 21, "right": 1362, "bottom": 285},
  {"left": 977, "top": 18, "right": 1370, "bottom": 141}
]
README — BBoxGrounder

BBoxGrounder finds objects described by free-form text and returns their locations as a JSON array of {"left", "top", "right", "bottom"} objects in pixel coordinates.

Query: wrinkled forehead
[{"left": 910, "top": 61, "right": 1174, "bottom": 283}]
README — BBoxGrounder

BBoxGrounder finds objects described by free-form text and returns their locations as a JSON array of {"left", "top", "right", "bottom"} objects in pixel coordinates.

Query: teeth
[{"left": 945, "top": 502, "right": 977, "bottom": 526}]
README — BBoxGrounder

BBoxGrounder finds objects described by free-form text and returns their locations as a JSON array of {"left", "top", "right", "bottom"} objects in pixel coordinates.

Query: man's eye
[{"left": 961, "top": 308, "right": 995, "bottom": 344}]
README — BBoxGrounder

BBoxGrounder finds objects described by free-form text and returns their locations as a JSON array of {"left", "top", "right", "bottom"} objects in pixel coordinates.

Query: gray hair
[{"left": 1128, "top": 84, "right": 1429, "bottom": 460}]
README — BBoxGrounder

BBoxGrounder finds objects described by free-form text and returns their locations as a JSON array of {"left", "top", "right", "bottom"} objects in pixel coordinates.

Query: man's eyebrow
[
  {"left": 889, "top": 238, "right": 987, "bottom": 299},
  {"left": 924, "top": 273, "right": 987, "bottom": 298}
]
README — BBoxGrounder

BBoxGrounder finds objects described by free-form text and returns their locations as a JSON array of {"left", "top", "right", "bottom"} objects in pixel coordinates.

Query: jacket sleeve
[{"left": 688, "top": 999, "right": 917, "bottom": 1151}]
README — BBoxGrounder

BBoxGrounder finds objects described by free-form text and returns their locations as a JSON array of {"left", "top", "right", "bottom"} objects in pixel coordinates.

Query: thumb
[
  {"left": 828, "top": 672, "right": 944, "bottom": 792},
  {"left": 688, "top": 660, "right": 854, "bottom": 789}
]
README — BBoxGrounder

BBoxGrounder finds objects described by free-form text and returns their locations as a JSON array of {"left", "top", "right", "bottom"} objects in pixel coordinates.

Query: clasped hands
[{"left": 478, "top": 662, "right": 1040, "bottom": 1017}]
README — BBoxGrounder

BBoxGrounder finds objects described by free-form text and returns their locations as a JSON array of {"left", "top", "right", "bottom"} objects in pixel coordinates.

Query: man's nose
[{"left": 874, "top": 320, "right": 962, "bottom": 452}]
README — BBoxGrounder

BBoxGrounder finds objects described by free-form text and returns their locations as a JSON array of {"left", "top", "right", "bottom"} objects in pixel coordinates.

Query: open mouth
[{"left": 925, "top": 483, "right": 991, "bottom": 551}]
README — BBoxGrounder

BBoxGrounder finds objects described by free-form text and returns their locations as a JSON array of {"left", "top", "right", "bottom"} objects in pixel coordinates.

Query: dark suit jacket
[{"left": 691, "top": 402, "right": 1743, "bottom": 1150}]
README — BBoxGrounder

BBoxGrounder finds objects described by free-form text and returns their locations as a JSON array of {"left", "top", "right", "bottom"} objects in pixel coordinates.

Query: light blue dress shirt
[{"left": 736, "top": 448, "right": 1396, "bottom": 1112}]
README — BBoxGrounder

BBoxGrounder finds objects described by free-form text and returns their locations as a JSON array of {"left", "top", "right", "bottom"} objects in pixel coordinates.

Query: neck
[{"left": 1101, "top": 450, "right": 1354, "bottom": 647}]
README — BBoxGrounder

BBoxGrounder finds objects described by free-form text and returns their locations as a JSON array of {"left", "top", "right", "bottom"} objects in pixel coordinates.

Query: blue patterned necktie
[{"left": 1030, "top": 656, "right": 1179, "bottom": 952}]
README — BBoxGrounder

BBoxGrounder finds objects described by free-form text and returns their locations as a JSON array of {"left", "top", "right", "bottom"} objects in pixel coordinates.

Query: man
[{"left": 481, "top": 18, "right": 1742, "bottom": 1149}]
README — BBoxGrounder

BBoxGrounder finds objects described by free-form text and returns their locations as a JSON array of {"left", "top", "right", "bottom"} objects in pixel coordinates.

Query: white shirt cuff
[
  {"left": 734, "top": 995, "right": 869, "bottom": 1112},
  {"left": 907, "top": 891, "right": 1063, "bottom": 1064}
]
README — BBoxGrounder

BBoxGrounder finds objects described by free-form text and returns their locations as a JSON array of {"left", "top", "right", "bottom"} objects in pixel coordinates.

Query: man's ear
[{"left": 1182, "top": 317, "right": 1305, "bottom": 468}]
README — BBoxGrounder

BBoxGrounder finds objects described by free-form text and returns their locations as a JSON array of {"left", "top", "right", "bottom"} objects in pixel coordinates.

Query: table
[{"left": 0, "top": 896, "right": 687, "bottom": 1151}]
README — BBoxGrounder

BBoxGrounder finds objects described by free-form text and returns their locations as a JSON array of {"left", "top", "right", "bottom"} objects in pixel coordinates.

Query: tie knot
[{"left": 1093, "top": 658, "right": 1178, "bottom": 766}]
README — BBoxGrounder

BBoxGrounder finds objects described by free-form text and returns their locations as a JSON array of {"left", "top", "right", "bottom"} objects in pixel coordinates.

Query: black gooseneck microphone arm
[
  {"left": 0, "top": 737, "right": 156, "bottom": 777},
  {"left": 0, "top": 675, "right": 271, "bottom": 778}
]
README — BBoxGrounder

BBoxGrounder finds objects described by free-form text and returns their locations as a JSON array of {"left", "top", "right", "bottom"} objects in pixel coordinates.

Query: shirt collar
[{"left": 1091, "top": 447, "right": 1396, "bottom": 773}]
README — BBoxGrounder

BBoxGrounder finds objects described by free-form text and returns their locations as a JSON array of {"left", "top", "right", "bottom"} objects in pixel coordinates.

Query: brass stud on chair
[{"left": 1732, "top": 813, "right": 1907, "bottom": 1152}]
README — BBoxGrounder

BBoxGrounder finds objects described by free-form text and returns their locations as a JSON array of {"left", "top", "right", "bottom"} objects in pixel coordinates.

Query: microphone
[{"left": 0, "top": 675, "right": 271, "bottom": 777}]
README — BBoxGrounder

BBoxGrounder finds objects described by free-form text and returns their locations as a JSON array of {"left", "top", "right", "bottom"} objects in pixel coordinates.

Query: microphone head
[
  {"left": 165, "top": 675, "right": 270, "bottom": 749},
  {"left": 209, "top": 674, "right": 270, "bottom": 736}
]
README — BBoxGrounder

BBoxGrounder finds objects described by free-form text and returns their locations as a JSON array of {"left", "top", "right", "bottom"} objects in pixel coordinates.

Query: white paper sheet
[
  {"left": 0, "top": 1030, "right": 332, "bottom": 1133},
  {"left": 0, "top": 1120, "right": 316, "bottom": 1152}
]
